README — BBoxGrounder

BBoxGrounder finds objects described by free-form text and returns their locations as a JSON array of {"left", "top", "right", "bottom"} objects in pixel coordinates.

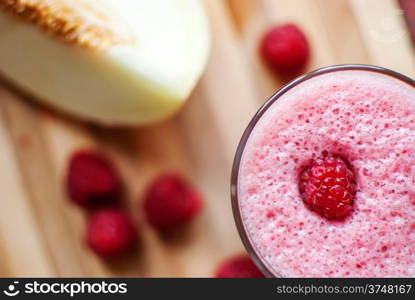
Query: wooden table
[{"left": 0, "top": 0, "right": 413, "bottom": 277}]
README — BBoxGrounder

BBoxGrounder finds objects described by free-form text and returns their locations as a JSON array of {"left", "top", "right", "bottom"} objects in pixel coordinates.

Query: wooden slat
[
  {"left": 197, "top": 0, "right": 260, "bottom": 165},
  {"left": 399, "top": 0, "right": 415, "bottom": 43},
  {"left": 0, "top": 235, "right": 12, "bottom": 276},
  {"left": 0, "top": 0, "right": 413, "bottom": 278}
]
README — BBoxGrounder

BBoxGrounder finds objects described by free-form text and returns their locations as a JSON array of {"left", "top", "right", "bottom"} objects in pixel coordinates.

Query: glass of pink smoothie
[{"left": 231, "top": 65, "right": 415, "bottom": 277}]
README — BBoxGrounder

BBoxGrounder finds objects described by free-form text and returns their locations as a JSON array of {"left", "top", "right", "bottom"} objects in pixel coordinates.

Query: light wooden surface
[{"left": 0, "top": 0, "right": 413, "bottom": 277}]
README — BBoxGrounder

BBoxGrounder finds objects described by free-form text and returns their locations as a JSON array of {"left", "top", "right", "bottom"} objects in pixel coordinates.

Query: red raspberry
[
  {"left": 143, "top": 173, "right": 203, "bottom": 230},
  {"left": 260, "top": 24, "right": 310, "bottom": 76},
  {"left": 215, "top": 255, "right": 265, "bottom": 278},
  {"left": 66, "top": 150, "right": 120, "bottom": 208},
  {"left": 86, "top": 208, "right": 137, "bottom": 258},
  {"left": 299, "top": 154, "right": 356, "bottom": 219}
]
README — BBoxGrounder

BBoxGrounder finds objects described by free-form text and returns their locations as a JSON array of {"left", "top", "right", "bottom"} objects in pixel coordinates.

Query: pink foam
[{"left": 238, "top": 70, "right": 415, "bottom": 277}]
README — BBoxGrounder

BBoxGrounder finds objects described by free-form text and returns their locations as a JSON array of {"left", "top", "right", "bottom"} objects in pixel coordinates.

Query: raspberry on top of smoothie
[{"left": 238, "top": 70, "right": 415, "bottom": 277}]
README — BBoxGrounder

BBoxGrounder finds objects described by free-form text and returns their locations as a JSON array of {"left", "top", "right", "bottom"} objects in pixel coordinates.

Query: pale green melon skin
[{"left": 0, "top": 1, "right": 210, "bottom": 125}]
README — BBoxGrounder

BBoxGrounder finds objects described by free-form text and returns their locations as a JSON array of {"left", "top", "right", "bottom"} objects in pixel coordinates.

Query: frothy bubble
[{"left": 238, "top": 70, "right": 415, "bottom": 277}]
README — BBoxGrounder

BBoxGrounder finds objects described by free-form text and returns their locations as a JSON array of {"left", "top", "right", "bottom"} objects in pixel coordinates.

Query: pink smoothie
[{"left": 237, "top": 69, "right": 415, "bottom": 277}]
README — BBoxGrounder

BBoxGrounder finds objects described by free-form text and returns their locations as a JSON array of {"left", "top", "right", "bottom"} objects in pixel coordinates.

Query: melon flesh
[{"left": 0, "top": 0, "right": 210, "bottom": 125}]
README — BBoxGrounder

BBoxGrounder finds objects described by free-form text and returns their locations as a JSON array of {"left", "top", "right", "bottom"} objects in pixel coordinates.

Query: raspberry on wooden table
[{"left": 86, "top": 208, "right": 137, "bottom": 258}]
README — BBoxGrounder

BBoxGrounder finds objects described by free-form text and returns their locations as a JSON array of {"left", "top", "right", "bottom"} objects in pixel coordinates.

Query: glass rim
[{"left": 230, "top": 64, "right": 415, "bottom": 278}]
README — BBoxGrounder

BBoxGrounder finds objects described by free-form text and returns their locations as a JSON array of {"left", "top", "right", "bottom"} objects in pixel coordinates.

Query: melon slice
[{"left": 0, "top": 0, "right": 210, "bottom": 125}]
